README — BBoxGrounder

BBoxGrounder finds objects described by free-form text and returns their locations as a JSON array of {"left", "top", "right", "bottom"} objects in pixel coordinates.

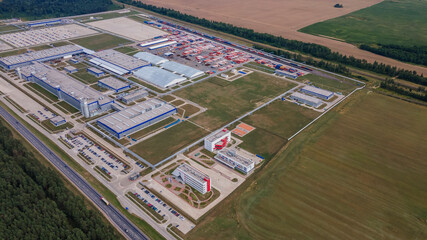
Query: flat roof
[
  {"left": 21, "top": 62, "right": 111, "bottom": 105},
  {"left": 291, "top": 92, "right": 322, "bottom": 104},
  {"left": 97, "top": 98, "right": 175, "bottom": 134},
  {"left": 98, "top": 76, "right": 129, "bottom": 90},
  {"left": 160, "top": 61, "right": 204, "bottom": 78},
  {"left": 176, "top": 163, "right": 209, "bottom": 183},
  {"left": 134, "top": 66, "right": 186, "bottom": 88},
  {"left": 301, "top": 85, "right": 334, "bottom": 97},
  {"left": 119, "top": 89, "right": 148, "bottom": 101},
  {"left": 50, "top": 115, "right": 66, "bottom": 124},
  {"left": 0, "top": 45, "right": 82, "bottom": 66},
  {"left": 206, "top": 129, "right": 230, "bottom": 142},
  {"left": 90, "top": 49, "right": 149, "bottom": 72},
  {"left": 64, "top": 65, "right": 77, "bottom": 71},
  {"left": 87, "top": 67, "right": 104, "bottom": 74},
  {"left": 217, "top": 149, "right": 254, "bottom": 167},
  {"left": 133, "top": 52, "right": 168, "bottom": 65}
]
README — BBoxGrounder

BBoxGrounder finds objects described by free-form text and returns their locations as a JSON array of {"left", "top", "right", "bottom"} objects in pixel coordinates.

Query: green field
[
  {"left": 129, "top": 121, "right": 208, "bottom": 164},
  {"left": 115, "top": 46, "right": 138, "bottom": 54},
  {"left": 0, "top": 49, "right": 27, "bottom": 57},
  {"left": 299, "top": 0, "right": 427, "bottom": 46},
  {"left": 189, "top": 92, "right": 427, "bottom": 239},
  {"left": 70, "top": 33, "right": 132, "bottom": 51},
  {"left": 56, "top": 101, "right": 79, "bottom": 114},
  {"left": 25, "top": 82, "right": 58, "bottom": 102},
  {"left": 175, "top": 72, "right": 296, "bottom": 131},
  {"left": 0, "top": 24, "right": 20, "bottom": 33},
  {"left": 298, "top": 74, "right": 359, "bottom": 94},
  {"left": 73, "top": 10, "right": 139, "bottom": 22},
  {"left": 70, "top": 70, "right": 102, "bottom": 84},
  {"left": 128, "top": 117, "right": 175, "bottom": 140},
  {"left": 30, "top": 45, "right": 52, "bottom": 51}
]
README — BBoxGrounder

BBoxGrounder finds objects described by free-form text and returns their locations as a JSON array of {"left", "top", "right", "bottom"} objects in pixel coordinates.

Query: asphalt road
[{"left": 0, "top": 106, "right": 149, "bottom": 240}]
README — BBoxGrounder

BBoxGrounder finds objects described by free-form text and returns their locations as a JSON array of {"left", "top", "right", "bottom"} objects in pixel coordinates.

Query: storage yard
[
  {"left": 0, "top": 9, "right": 368, "bottom": 238},
  {"left": 0, "top": 24, "right": 97, "bottom": 47}
]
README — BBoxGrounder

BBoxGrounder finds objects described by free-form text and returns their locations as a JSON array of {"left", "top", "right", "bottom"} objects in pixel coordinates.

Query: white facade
[
  {"left": 204, "top": 129, "right": 231, "bottom": 152},
  {"left": 215, "top": 149, "right": 255, "bottom": 174},
  {"left": 290, "top": 92, "right": 323, "bottom": 108},
  {"left": 172, "top": 163, "right": 211, "bottom": 194}
]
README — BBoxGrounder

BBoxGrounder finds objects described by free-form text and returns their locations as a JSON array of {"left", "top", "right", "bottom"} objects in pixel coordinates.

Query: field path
[{"left": 136, "top": 0, "right": 427, "bottom": 75}]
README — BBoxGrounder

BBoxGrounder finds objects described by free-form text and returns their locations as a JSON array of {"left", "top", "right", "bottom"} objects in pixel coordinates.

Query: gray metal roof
[
  {"left": 133, "top": 52, "right": 168, "bottom": 65},
  {"left": 133, "top": 66, "right": 186, "bottom": 88},
  {"left": 160, "top": 61, "right": 204, "bottom": 79}
]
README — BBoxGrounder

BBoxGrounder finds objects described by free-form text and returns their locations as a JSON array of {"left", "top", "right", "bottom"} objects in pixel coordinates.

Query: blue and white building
[
  {"left": 0, "top": 45, "right": 84, "bottom": 70},
  {"left": 98, "top": 76, "right": 131, "bottom": 93},
  {"left": 290, "top": 92, "right": 323, "bottom": 108},
  {"left": 19, "top": 62, "right": 114, "bottom": 118},
  {"left": 301, "top": 85, "right": 334, "bottom": 100},
  {"left": 89, "top": 49, "right": 150, "bottom": 75},
  {"left": 215, "top": 149, "right": 255, "bottom": 174},
  {"left": 97, "top": 98, "right": 176, "bottom": 139},
  {"left": 64, "top": 65, "right": 78, "bottom": 73},
  {"left": 50, "top": 116, "right": 66, "bottom": 127},
  {"left": 87, "top": 67, "right": 105, "bottom": 77}
]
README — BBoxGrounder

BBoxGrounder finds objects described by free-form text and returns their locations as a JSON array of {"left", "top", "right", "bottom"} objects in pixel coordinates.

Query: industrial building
[
  {"left": 97, "top": 98, "right": 176, "bottom": 139},
  {"left": 290, "top": 92, "right": 323, "bottom": 108},
  {"left": 133, "top": 52, "right": 168, "bottom": 66},
  {"left": 0, "top": 45, "right": 84, "bottom": 70},
  {"left": 89, "top": 49, "right": 150, "bottom": 75},
  {"left": 50, "top": 116, "right": 66, "bottom": 127},
  {"left": 160, "top": 61, "right": 204, "bottom": 79},
  {"left": 133, "top": 66, "right": 186, "bottom": 89},
  {"left": 301, "top": 85, "right": 334, "bottom": 100},
  {"left": 204, "top": 129, "right": 231, "bottom": 152},
  {"left": 275, "top": 69, "right": 297, "bottom": 79},
  {"left": 215, "top": 149, "right": 255, "bottom": 174},
  {"left": 64, "top": 65, "right": 78, "bottom": 73},
  {"left": 98, "top": 76, "right": 130, "bottom": 93},
  {"left": 117, "top": 89, "right": 149, "bottom": 104},
  {"left": 19, "top": 62, "right": 113, "bottom": 118},
  {"left": 87, "top": 67, "right": 105, "bottom": 77},
  {"left": 172, "top": 163, "right": 211, "bottom": 194}
]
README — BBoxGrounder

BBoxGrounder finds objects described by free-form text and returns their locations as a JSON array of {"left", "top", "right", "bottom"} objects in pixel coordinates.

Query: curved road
[{"left": 0, "top": 106, "right": 149, "bottom": 240}]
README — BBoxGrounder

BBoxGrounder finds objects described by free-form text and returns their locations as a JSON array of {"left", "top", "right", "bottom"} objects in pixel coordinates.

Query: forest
[
  {"left": 0, "top": 0, "right": 117, "bottom": 20},
  {"left": 0, "top": 121, "right": 119, "bottom": 239},
  {"left": 360, "top": 44, "right": 427, "bottom": 66},
  {"left": 118, "top": 0, "right": 427, "bottom": 87}
]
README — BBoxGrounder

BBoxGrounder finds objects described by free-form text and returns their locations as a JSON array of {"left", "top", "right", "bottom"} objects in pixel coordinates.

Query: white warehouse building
[
  {"left": 290, "top": 92, "right": 323, "bottom": 108},
  {"left": 215, "top": 149, "right": 255, "bottom": 174},
  {"left": 172, "top": 163, "right": 211, "bottom": 194},
  {"left": 301, "top": 85, "right": 334, "bottom": 100},
  {"left": 204, "top": 129, "right": 231, "bottom": 152}
]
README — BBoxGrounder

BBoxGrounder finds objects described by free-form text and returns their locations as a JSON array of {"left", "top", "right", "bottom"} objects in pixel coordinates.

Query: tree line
[
  {"left": 380, "top": 79, "right": 427, "bottom": 102},
  {"left": 0, "top": 121, "right": 119, "bottom": 239},
  {"left": 0, "top": 0, "right": 117, "bottom": 20},
  {"left": 360, "top": 44, "right": 427, "bottom": 66},
  {"left": 118, "top": 0, "right": 427, "bottom": 86}
]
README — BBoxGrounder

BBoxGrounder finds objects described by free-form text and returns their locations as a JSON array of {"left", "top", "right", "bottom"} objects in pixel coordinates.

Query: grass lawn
[
  {"left": 73, "top": 10, "right": 139, "bottom": 22},
  {"left": 70, "top": 33, "right": 132, "bottom": 51},
  {"left": 243, "top": 100, "right": 320, "bottom": 139},
  {"left": 299, "top": 0, "right": 427, "bottom": 46},
  {"left": 128, "top": 77, "right": 167, "bottom": 93},
  {"left": 115, "top": 46, "right": 138, "bottom": 54},
  {"left": 237, "top": 127, "right": 286, "bottom": 160},
  {"left": 129, "top": 121, "right": 208, "bottom": 164},
  {"left": 56, "top": 101, "right": 79, "bottom": 114},
  {"left": 175, "top": 72, "right": 296, "bottom": 131},
  {"left": 177, "top": 104, "right": 200, "bottom": 118},
  {"left": 170, "top": 99, "right": 184, "bottom": 106},
  {"left": 160, "top": 95, "right": 175, "bottom": 102},
  {"left": 0, "top": 24, "right": 20, "bottom": 33},
  {"left": 0, "top": 49, "right": 27, "bottom": 57},
  {"left": 189, "top": 92, "right": 427, "bottom": 239},
  {"left": 70, "top": 70, "right": 102, "bottom": 84},
  {"left": 297, "top": 74, "right": 359, "bottom": 95},
  {"left": 25, "top": 82, "right": 59, "bottom": 102},
  {"left": 128, "top": 117, "right": 175, "bottom": 140},
  {"left": 30, "top": 45, "right": 52, "bottom": 51}
]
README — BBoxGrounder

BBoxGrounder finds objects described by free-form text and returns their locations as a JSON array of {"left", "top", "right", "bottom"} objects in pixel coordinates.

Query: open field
[
  {"left": 70, "top": 33, "right": 132, "bottom": 51},
  {"left": 133, "top": 0, "right": 427, "bottom": 75},
  {"left": 300, "top": 0, "right": 427, "bottom": 46},
  {"left": 0, "top": 48, "right": 27, "bottom": 57},
  {"left": 0, "top": 24, "right": 20, "bottom": 33},
  {"left": 129, "top": 121, "right": 208, "bottom": 164},
  {"left": 188, "top": 92, "right": 427, "bottom": 239},
  {"left": 88, "top": 17, "right": 165, "bottom": 41},
  {"left": 297, "top": 74, "right": 359, "bottom": 94},
  {"left": 175, "top": 72, "right": 296, "bottom": 130}
]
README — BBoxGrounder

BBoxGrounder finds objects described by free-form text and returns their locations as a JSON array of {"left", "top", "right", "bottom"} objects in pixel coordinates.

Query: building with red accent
[
  {"left": 204, "top": 128, "right": 231, "bottom": 152},
  {"left": 172, "top": 163, "right": 211, "bottom": 194}
]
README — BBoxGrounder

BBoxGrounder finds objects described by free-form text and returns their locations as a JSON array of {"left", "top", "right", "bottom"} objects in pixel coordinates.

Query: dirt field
[{"left": 135, "top": 0, "right": 427, "bottom": 75}]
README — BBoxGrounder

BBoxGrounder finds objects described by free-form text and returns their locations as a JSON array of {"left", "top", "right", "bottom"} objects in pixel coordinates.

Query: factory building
[
  {"left": 133, "top": 66, "right": 186, "bottom": 89},
  {"left": 49, "top": 116, "right": 66, "bottom": 127},
  {"left": 204, "top": 129, "right": 231, "bottom": 152},
  {"left": 19, "top": 62, "right": 113, "bottom": 118},
  {"left": 117, "top": 89, "right": 149, "bottom": 104},
  {"left": 172, "top": 163, "right": 211, "bottom": 194},
  {"left": 0, "top": 45, "right": 84, "bottom": 70},
  {"left": 290, "top": 92, "right": 323, "bottom": 108},
  {"left": 98, "top": 76, "right": 130, "bottom": 93},
  {"left": 64, "top": 65, "right": 78, "bottom": 73},
  {"left": 89, "top": 49, "right": 150, "bottom": 75},
  {"left": 301, "top": 85, "right": 334, "bottom": 100},
  {"left": 215, "top": 149, "right": 255, "bottom": 174},
  {"left": 97, "top": 98, "right": 176, "bottom": 139},
  {"left": 87, "top": 67, "right": 105, "bottom": 77},
  {"left": 133, "top": 52, "right": 168, "bottom": 66},
  {"left": 160, "top": 61, "right": 204, "bottom": 79}
]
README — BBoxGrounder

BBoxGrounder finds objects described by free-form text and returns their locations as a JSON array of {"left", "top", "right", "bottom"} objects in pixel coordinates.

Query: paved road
[{"left": 0, "top": 106, "right": 149, "bottom": 240}]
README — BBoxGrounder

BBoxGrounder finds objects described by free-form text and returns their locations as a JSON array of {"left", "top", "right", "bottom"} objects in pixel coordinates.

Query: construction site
[{"left": 0, "top": 8, "right": 365, "bottom": 239}]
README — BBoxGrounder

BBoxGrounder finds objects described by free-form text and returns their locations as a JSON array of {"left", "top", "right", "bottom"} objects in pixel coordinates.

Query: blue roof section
[
  {"left": 134, "top": 66, "right": 186, "bottom": 88},
  {"left": 160, "top": 61, "right": 204, "bottom": 79}
]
